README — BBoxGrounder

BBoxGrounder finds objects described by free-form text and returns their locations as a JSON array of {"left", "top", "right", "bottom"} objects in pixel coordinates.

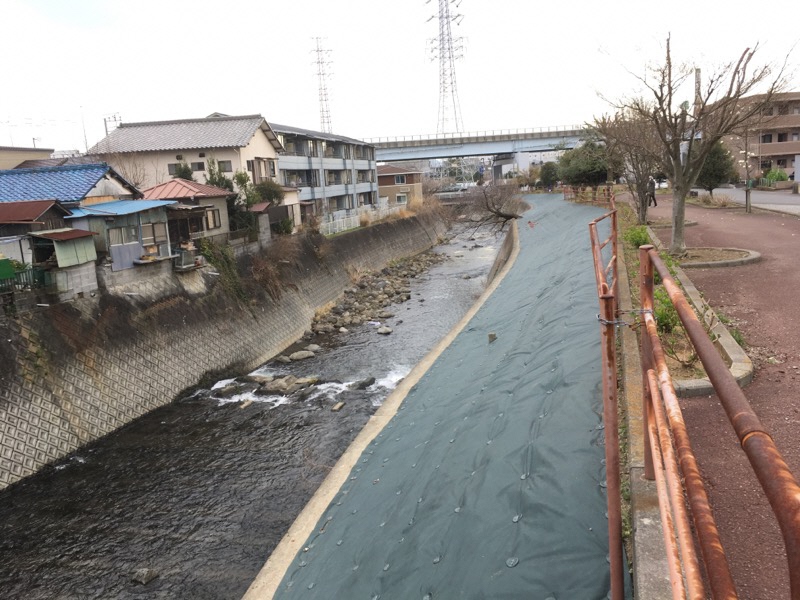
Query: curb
[
  {"left": 680, "top": 247, "right": 761, "bottom": 269},
  {"left": 645, "top": 228, "right": 754, "bottom": 397}
]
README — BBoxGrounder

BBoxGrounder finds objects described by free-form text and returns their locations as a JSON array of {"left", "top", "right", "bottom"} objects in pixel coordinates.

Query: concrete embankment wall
[{"left": 0, "top": 214, "right": 447, "bottom": 491}]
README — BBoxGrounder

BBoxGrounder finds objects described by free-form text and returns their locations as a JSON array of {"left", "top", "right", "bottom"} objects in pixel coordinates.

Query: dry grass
[
  {"left": 346, "top": 264, "right": 370, "bottom": 284},
  {"left": 359, "top": 212, "right": 372, "bottom": 227},
  {"left": 693, "top": 193, "right": 734, "bottom": 208}
]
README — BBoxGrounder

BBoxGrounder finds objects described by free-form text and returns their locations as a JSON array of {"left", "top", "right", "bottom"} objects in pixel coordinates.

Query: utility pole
[{"left": 313, "top": 38, "right": 333, "bottom": 134}]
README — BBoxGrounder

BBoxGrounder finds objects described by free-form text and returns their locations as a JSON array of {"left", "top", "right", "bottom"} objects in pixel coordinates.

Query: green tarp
[{"left": 274, "top": 196, "right": 630, "bottom": 599}]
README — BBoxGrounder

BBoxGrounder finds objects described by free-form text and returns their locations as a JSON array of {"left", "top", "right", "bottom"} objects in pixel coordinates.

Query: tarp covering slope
[{"left": 273, "top": 196, "right": 630, "bottom": 599}]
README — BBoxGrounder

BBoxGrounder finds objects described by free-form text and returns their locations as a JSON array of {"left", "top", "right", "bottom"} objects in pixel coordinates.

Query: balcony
[{"left": 758, "top": 140, "right": 800, "bottom": 157}]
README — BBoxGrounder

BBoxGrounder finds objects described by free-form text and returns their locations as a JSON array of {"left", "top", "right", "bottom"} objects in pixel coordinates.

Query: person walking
[{"left": 647, "top": 176, "right": 657, "bottom": 207}]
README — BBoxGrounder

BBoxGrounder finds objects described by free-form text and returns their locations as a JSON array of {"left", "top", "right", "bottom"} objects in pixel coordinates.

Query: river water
[{"left": 0, "top": 223, "right": 501, "bottom": 600}]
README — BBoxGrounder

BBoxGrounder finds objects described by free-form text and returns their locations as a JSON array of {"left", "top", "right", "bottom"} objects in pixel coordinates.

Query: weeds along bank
[{"left": 0, "top": 213, "right": 448, "bottom": 491}]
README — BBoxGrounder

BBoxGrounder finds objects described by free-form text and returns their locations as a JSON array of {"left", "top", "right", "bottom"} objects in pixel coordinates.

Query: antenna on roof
[{"left": 313, "top": 37, "right": 333, "bottom": 134}]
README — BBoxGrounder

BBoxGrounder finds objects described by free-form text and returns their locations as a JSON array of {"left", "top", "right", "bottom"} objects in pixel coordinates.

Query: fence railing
[
  {"left": 319, "top": 205, "right": 404, "bottom": 236},
  {"left": 588, "top": 194, "right": 624, "bottom": 600},
  {"left": 639, "top": 246, "right": 800, "bottom": 599},
  {"left": 0, "top": 267, "right": 46, "bottom": 293}
]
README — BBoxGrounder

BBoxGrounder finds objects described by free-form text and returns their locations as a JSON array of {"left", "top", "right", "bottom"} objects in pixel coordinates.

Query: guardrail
[{"left": 319, "top": 205, "right": 404, "bottom": 236}]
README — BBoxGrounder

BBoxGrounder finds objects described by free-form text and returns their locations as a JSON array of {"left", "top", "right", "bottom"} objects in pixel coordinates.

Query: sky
[{"left": 1, "top": 0, "right": 797, "bottom": 153}]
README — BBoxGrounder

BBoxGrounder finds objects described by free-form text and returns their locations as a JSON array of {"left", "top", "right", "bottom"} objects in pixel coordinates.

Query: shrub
[
  {"left": 623, "top": 225, "right": 650, "bottom": 249},
  {"left": 653, "top": 287, "right": 680, "bottom": 334},
  {"left": 765, "top": 168, "right": 789, "bottom": 183}
]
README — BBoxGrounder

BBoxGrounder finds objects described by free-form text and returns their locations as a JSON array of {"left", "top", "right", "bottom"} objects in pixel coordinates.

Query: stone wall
[{"left": 0, "top": 214, "right": 447, "bottom": 490}]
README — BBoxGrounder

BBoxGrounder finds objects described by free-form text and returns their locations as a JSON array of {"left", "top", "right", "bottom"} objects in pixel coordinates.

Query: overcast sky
[{"left": 2, "top": 0, "right": 797, "bottom": 153}]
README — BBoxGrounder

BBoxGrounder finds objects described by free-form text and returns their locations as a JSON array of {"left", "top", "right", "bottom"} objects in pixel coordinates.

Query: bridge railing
[{"left": 365, "top": 125, "right": 585, "bottom": 144}]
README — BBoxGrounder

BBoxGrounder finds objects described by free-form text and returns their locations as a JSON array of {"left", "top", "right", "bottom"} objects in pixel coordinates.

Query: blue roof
[
  {"left": 66, "top": 200, "right": 176, "bottom": 218},
  {"left": 0, "top": 163, "right": 116, "bottom": 203}
]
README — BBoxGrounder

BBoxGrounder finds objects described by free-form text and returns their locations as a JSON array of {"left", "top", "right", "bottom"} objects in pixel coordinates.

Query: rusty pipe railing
[
  {"left": 640, "top": 245, "right": 738, "bottom": 598},
  {"left": 644, "top": 246, "right": 800, "bottom": 599},
  {"left": 588, "top": 196, "right": 624, "bottom": 600}
]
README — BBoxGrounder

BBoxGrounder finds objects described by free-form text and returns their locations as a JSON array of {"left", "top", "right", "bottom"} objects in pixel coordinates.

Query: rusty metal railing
[
  {"left": 588, "top": 194, "right": 624, "bottom": 600},
  {"left": 640, "top": 245, "right": 800, "bottom": 599},
  {"left": 565, "top": 184, "right": 615, "bottom": 204}
]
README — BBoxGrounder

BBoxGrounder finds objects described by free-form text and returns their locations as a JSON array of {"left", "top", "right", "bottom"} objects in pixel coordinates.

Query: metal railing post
[
  {"left": 638, "top": 245, "right": 656, "bottom": 480},
  {"left": 600, "top": 289, "right": 625, "bottom": 600}
]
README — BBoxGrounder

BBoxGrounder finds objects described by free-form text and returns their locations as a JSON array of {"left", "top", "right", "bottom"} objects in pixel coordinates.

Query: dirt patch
[{"left": 679, "top": 247, "right": 750, "bottom": 263}]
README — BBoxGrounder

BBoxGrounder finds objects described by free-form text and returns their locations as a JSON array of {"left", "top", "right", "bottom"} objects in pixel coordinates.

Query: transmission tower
[
  {"left": 313, "top": 38, "right": 333, "bottom": 134},
  {"left": 428, "top": 0, "right": 464, "bottom": 134}
]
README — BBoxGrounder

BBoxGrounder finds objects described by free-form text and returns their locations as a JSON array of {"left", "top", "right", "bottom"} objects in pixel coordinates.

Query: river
[{"left": 0, "top": 222, "right": 502, "bottom": 600}]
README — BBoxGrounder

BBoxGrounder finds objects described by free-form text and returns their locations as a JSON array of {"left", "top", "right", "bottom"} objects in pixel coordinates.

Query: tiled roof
[
  {"left": 14, "top": 155, "right": 102, "bottom": 169},
  {"left": 30, "top": 228, "right": 96, "bottom": 241},
  {"left": 378, "top": 164, "right": 421, "bottom": 176},
  {"left": 89, "top": 114, "right": 282, "bottom": 153},
  {"left": 0, "top": 164, "right": 114, "bottom": 203},
  {"left": 142, "top": 178, "right": 235, "bottom": 200},
  {"left": 0, "top": 200, "right": 68, "bottom": 223},
  {"left": 270, "top": 123, "right": 371, "bottom": 146},
  {"left": 66, "top": 200, "right": 176, "bottom": 218}
]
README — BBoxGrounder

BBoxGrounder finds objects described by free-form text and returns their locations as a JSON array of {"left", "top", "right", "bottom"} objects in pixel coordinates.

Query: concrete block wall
[{"left": 0, "top": 214, "right": 447, "bottom": 490}]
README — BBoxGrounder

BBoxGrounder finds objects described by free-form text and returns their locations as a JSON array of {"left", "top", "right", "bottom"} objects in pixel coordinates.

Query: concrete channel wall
[{"left": 0, "top": 214, "right": 447, "bottom": 491}]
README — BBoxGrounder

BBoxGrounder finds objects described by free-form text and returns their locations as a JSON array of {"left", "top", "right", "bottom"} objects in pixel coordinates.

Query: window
[
  {"left": 793, "top": 106, "right": 800, "bottom": 115},
  {"left": 246, "top": 159, "right": 254, "bottom": 172},
  {"left": 778, "top": 133, "right": 789, "bottom": 143},
  {"left": 109, "top": 226, "right": 139, "bottom": 246},
  {"left": 269, "top": 160, "right": 276, "bottom": 178},
  {"left": 396, "top": 194, "right": 408, "bottom": 204},
  {"left": 777, "top": 159, "right": 787, "bottom": 168},
  {"left": 206, "top": 209, "right": 222, "bottom": 230},
  {"left": 779, "top": 105, "right": 789, "bottom": 116},
  {"left": 761, "top": 133, "right": 773, "bottom": 143},
  {"left": 140, "top": 222, "right": 168, "bottom": 246},
  {"left": 191, "top": 161, "right": 205, "bottom": 172},
  {"left": 763, "top": 107, "right": 774, "bottom": 116},
  {"left": 167, "top": 163, "right": 179, "bottom": 175},
  {"left": 218, "top": 160, "right": 232, "bottom": 172},
  {"left": 394, "top": 175, "right": 406, "bottom": 185},
  {"left": 761, "top": 160, "right": 773, "bottom": 170},
  {"left": 793, "top": 133, "right": 800, "bottom": 142}
]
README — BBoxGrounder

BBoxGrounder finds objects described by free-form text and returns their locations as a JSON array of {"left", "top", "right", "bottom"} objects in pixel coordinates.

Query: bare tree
[
  {"left": 100, "top": 152, "right": 150, "bottom": 189},
  {"left": 464, "top": 183, "right": 527, "bottom": 231},
  {"left": 609, "top": 35, "right": 787, "bottom": 254},
  {"left": 592, "top": 112, "right": 663, "bottom": 224}
]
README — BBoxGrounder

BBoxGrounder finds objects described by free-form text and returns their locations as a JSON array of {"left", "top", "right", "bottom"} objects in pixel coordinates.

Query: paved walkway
[
  {"left": 646, "top": 194, "right": 800, "bottom": 599},
  {"left": 244, "top": 197, "right": 631, "bottom": 599}
]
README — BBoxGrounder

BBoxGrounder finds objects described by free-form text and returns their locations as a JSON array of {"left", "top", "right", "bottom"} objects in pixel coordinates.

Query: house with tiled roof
[
  {"left": 143, "top": 178, "right": 237, "bottom": 251},
  {"left": 89, "top": 113, "right": 284, "bottom": 191},
  {"left": 0, "top": 163, "right": 140, "bottom": 206},
  {"left": 377, "top": 164, "right": 423, "bottom": 207}
]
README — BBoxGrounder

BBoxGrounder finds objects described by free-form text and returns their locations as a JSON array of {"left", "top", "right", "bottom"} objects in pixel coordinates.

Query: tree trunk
[{"left": 670, "top": 190, "right": 687, "bottom": 254}]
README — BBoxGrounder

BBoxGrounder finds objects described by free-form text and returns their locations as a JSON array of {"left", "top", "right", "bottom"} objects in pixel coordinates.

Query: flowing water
[{"left": 0, "top": 224, "right": 501, "bottom": 600}]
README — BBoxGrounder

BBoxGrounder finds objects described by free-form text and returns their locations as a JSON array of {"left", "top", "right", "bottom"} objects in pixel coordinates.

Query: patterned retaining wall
[{"left": 0, "top": 214, "right": 447, "bottom": 490}]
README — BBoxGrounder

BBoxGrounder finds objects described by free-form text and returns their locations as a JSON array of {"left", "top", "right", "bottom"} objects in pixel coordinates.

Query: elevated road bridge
[{"left": 368, "top": 126, "right": 586, "bottom": 164}]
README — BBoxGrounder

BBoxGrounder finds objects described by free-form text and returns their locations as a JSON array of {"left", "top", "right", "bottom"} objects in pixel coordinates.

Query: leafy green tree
[
  {"left": 557, "top": 141, "right": 609, "bottom": 186},
  {"left": 254, "top": 180, "right": 285, "bottom": 204},
  {"left": 696, "top": 141, "right": 737, "bottom": 196},
  {"left": 540, "top": 162, "right": 559, "bottom": 188},
  {"left": 173, "top": 160, "right": 194, "bottom": 181},
  {"left": 205, "top": 158, "right": 234, "bottom": 191}
]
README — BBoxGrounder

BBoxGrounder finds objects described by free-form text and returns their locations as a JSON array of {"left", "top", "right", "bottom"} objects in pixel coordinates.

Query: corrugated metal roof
[
  {"left": 0, "top": 164, "right": 114, "bottom": 203},
  {"left": 30, "top": 228, "right": 96, "bottom": 241},
  {"left": 0, "top": 200, "right": 68, "bottom": 223},
  {"left": 271, "top": 122, "right": 372, "bottom": 146},
  {"left": 66, "top": 200, "right": 176, "bottom": 218},
  {"left": 89, "top": 114, "right": 283, "bottom": 153},
  {"left": 143, "top": 178, "right": 235, "bottom": 200}
]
